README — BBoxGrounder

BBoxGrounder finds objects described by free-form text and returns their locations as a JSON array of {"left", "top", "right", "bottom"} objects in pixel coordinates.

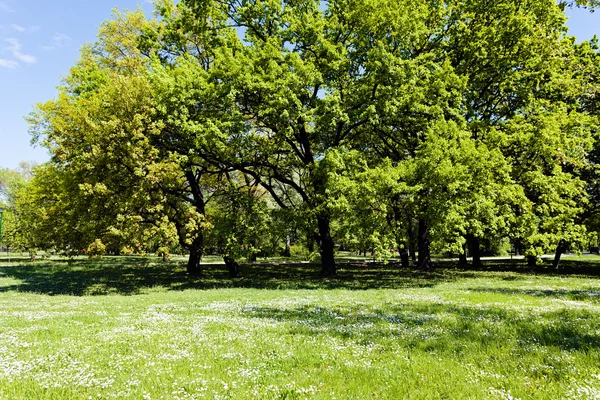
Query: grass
[{"left": 0, "top": 257, "right": 600, "bottom": 399}]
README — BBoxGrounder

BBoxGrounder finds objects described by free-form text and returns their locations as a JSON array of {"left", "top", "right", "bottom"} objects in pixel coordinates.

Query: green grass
[{"left": 0, "top": 257, "right": 600, "bottom": 399}]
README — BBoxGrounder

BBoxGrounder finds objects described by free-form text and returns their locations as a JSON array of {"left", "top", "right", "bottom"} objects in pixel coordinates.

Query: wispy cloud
[
  {"left": 0, "top": 58, "right": 18, "bottom": 68},
  {"left": 9, "top": 24, "right": 39, "bottom": 33},
  {"left": 0, "top": 1, "right": 14, "bottom": 13},
  {"left": 2, "top": 38, "right": 36, "bottom": 66},
  {"left": 42, "top": 32, "right": 72, "bottom": 50}
]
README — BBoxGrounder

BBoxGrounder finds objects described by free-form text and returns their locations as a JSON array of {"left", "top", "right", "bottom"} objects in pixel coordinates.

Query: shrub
[{"left": 86, "top": 239, "right": 106, "bottom": 258}]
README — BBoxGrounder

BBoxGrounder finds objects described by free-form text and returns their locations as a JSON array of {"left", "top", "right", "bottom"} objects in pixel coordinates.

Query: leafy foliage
[{"left": 18, "top": 0, "right": 600, "bottom": 273}]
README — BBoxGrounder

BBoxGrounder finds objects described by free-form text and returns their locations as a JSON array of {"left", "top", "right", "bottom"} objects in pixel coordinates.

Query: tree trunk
[
  {"left": 283, "top": 234, "right": 291, "bottom": 257},
  {"left": 183, "top": 169, "right": 206, "bottom": 276},
  {"left": 458, "top": 242, "right": 468, "bottom": 267},
  {"left": 417, "top": 218, "right": 432, "bottom": 271},
  {"left": 187, "top": 251, "right": 202, "bottom": 275},
  {"left": 186, "top": 235, "right": 203, "bottom": 276},
  {"left": 527, "top": 255, "right": 537, "bottom": 269},
  {"left": 248, "top": 237, "right": 258, "bottom": 262},
  {"left": 400, "top": 247, "right": 410, "bottom": 269},
  {"left": 469, "top": 235, "right": 482, "bottom": 268},
  {"left": 306, "top": 232, "right": 315, "bottom": 253},
  {"left": 316, "top": 214, "right": 336, "bottom": 277},
  {"left": 223, "top": 256, "right": 240, "bottom": 278},
  {"left": 407, "top": 219, "right": 417, "bottom": 263},
  {"left": 514, "top": 240, "right": 521, "bottom": 256},
  {"left": 552, "top": 239, "right": 568, "bottom": 269}
]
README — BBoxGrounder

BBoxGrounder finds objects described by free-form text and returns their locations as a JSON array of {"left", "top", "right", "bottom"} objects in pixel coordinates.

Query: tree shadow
[
  {"left": 1, "top": 256, "right": 599, "bottom": 297},
  {"left": 0, "top": 255, "right": 34, "bottom": 263},
  {"left": 467, "top": 287, "right": 600, "bottom": 302},
  {"left": 433, "top": 258, "right": 600, "bottom": 279},
  {"left": 0, "top": 259, "right": 451, "bottom": 296},
  {"left": 242, "top": 302, "right": 600, "bottom": 352}
]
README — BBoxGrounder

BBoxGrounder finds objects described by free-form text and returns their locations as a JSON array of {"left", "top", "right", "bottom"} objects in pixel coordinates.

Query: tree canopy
[{"left": 15, "top": 0, "right": 600, "bottom": 274}]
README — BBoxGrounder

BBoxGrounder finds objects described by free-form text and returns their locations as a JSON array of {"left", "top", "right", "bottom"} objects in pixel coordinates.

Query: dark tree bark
[
  {"left": 552, "top": 239, "right": 568, "bottom": 269},
  {"left": 223, "top": 256, "right": 240, "bottom": 278},
  {"left": 187, "top": 235, "right": 204, "bottom": 276},
  {"left": 527, "top": 255, "right": 537, "bottom": 269},
  {"left": 306, "top": 232, "right": 315, "bottom": 253},
  {"left": 469, "top": 235, "right": 482, "bottom": 268},
  {"left": 417, "top": 218, "right": 432, "bottom": 271},
  {"left": 400, "top": 247, "right": 410, "bottom": 269},
  {"left": 183, "top": 169, "right": 206, "bottom": 276},
  {"left": 316, "top": 213, "right": 336, "bottom": 277},
  {"left": 458, "top": 242, "right": 468, "bottom": 267},
  {"left": 514, "top": 240, "right": 521, "bottom": 256}
]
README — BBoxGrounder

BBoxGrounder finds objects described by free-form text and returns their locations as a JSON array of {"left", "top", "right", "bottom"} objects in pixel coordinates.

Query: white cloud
[
  {"left": 10, "top": 24, "right": 39, "bottom": 33},
  {"left": 0, "top": 58, "right": 18, "bottom": 68},
  {"left": 0, "top": 1, "right": 14, "bottom": 13},
  {"left": 42, "top": 32, "right": 72, "bottom": 50},
  {"left": 4, "top": 38, "right": 36, "bottom": 64}
]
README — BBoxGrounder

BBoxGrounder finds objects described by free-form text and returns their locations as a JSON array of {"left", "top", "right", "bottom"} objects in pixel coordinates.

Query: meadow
[{"left": 0, "top": 255, "right": 599, "bottom": 399}]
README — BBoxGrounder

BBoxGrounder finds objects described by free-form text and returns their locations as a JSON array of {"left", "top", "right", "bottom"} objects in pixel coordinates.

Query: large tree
[
  {"left": 170, "top": 0, "right": 422, "bottom": 276},
  {"left": 29, "top": 11, "right": 216, "bottom": 271}
]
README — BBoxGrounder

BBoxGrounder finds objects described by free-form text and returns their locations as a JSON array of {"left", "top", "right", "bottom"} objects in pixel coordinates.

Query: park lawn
[{"left": 0, "top": 258, "right": 599, "bottom": 399}]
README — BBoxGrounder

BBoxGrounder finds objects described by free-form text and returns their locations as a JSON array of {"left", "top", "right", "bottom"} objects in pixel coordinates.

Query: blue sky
[{"left": 0, "top": 2, "right": 599, "bottom": 170}]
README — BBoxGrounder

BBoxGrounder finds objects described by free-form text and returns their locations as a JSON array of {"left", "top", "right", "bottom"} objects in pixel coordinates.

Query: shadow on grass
[
  {"left": 438, "top": 258, "right": 600, "bottom": 278},
  {"left": 0, "top": 256, "right": 599, "bottom": 296},
  {"left": 0, "top": 258, "right": 451, "bottom": 296},
  {"left": 467, "top": 287, "right": 600, "bottom": 302},
  {"left": 243, "top": 303, "right": 600, "bottom": 352}
]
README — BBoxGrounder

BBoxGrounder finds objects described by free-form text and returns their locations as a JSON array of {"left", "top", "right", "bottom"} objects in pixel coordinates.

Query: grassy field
[{"left": 0, "top": 256, "right": 599, "bottom": 399}]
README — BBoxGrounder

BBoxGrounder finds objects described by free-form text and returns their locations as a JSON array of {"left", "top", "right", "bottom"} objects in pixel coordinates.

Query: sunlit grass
[{"left": 0, "top": 257, "right": 599, "bottom": 399}]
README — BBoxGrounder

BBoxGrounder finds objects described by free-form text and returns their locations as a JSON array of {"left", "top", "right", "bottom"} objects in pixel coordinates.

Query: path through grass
[{"left": 0, "top": 257, "right": 599, "bottom": 399}]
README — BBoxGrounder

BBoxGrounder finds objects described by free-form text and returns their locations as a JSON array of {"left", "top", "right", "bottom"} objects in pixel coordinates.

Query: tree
[
  {"left": 28, "top": 7, "right": 273, "bottom": 274},
  {"left": 171, "top": 0, "right": 412, "bottom": 276},
  {"left": 6, "top": 164, "right": 86, "bottom": 258},
  {"left": 0, "top": 163, "right": 35, "bottom": 255},
  {"left": 28, "top": 11, "right": 206, "bottom": 269}
]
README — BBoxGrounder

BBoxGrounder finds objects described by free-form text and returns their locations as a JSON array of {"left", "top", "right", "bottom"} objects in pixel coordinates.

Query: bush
[
  {"left": 86, "top": 239, "right": 106, "bottom": 258},
  {"left": 289, "top": 243, "right": 320, "bottom": 262},
  {"left": 488, "top": 237, "right": 511, "bottom": 257}
]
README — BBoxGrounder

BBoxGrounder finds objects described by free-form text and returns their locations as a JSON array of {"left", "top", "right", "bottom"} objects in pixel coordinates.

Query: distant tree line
[{"left": 2, "top": 0, "right": 600, "bottom": 276}]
